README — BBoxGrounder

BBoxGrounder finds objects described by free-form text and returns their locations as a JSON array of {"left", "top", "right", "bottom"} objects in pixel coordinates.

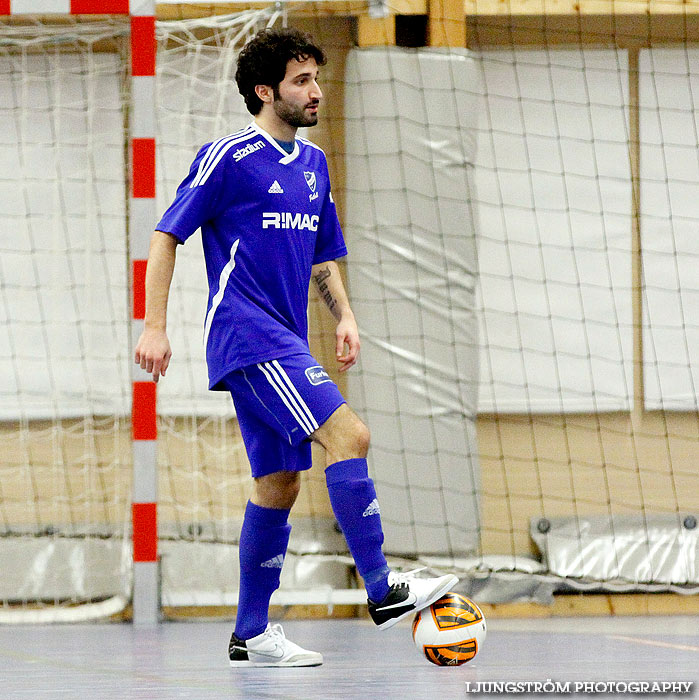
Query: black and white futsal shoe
[
  {"left": 229, "top": 623, "right": 323, "bottom": 667},
  {"left": 368, "top": 568, "right": 459, "bottom": 630}
]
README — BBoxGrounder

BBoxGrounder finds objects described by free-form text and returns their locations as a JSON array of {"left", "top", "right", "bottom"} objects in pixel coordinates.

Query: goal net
[
  {"left": 1, "top": 3, "right": 698, "bottom": 621},
  {"left": 0, "top": 16, "right": 133, "bottom": 621}
]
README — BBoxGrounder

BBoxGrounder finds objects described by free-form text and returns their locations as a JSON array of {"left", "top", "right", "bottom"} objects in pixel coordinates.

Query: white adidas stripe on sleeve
[{"left": 190, "top": 127, "right": 255, "bottom": 188}]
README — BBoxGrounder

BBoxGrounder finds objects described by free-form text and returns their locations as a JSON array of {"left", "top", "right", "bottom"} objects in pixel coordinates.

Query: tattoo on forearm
[{"left": 313, "top": 266, "right": 337, "bottom": 312}]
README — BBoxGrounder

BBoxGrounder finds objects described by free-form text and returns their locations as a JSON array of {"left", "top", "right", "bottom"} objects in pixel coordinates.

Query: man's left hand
[{"left": 335, "top": 312, "right": 360, "bottom": 372}]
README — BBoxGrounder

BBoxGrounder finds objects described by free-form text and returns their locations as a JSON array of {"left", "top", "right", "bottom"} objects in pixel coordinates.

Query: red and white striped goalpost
[
  {"left": 129, "top": 0, "right": 159, "bottom": 626},
  {"left": 0, "top": 0, "right": 159, "bottom": 624}
]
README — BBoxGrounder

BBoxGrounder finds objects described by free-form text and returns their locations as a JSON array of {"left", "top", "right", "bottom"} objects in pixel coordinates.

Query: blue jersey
[{"left": 156, "top": 123, "right": 347, "bottom": 390}]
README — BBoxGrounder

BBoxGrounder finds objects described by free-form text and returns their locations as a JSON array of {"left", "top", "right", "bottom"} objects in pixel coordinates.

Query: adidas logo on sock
[
  {"left": 260, "top": 554, "right": 284, "bottom": 569},
  {"left": 268, "top": 180, "right": 284, "bottom": 194},
  {"left": 362, "top": 499, "right": 381, "bottom": 517}
]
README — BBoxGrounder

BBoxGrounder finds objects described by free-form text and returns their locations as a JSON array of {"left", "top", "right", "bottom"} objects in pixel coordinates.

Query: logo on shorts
[{"left": 305, "top": 366, "right": 330, "bottom": 386}]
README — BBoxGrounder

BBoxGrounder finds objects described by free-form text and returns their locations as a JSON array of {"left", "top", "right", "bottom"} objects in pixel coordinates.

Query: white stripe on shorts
[
  {"left": 257, "top": 362, "right": 317, "bottom": 435},
  {"left": 270, "top": 360, "right": 319, "bottom": 431}
]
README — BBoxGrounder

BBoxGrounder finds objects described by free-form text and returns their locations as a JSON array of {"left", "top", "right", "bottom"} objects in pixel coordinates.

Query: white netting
[
  {"left": 0, "top": 17, "right": 132, "bottom": 620},
  {"left": 2, "top": 8, "right": 698, "bottom": 621}
]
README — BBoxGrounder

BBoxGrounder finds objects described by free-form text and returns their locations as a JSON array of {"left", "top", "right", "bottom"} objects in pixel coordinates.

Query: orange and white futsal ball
[{"left": 411, "top": 592, "right": 487, "bottom": 666}]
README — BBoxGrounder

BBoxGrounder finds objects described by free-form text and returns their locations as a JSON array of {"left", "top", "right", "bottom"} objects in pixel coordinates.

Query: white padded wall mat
[
  {"left": 639, "top": 48, "right": 699, "bottom": 411},
  {"left": 344, "top": 48, "right": 482, "bottom": 556},
  {"left": 474, "top": 49, "right": 633, "bottom": 413},
  {"left": 0, "top": 53, "right": 129, "bottom": 419}
]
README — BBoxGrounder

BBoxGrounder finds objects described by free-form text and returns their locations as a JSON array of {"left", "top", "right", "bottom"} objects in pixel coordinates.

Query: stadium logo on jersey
[
  {"left": 305, "top": 366, "right": 331, "bottom": 386},
  {"left": 304, "top": 171, "right": 319, "bottom": 202},
  {"left": 262, "top": 212, "right": 319, "bottom": 232},
  {"left": 232, "top": 140, "right": 265, "bottom": 162}
]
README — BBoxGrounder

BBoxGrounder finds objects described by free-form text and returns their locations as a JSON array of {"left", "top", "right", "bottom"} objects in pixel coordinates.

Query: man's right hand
[{"left": 135, "top": 327, "right": 172, "bottom": 383}]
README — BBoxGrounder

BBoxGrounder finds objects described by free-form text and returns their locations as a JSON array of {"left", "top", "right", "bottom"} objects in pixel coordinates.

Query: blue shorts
[{"left": 221, "top": 353, "right": 346, "bottom": 478}]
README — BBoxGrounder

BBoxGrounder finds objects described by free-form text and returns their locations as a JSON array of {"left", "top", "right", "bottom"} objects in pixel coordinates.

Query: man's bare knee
[
  {"left": 353, "top": 421, "right": 370, "bottom": 456},
  {"left": 252, "top": 470, "right": 301, "bottom": 510}
]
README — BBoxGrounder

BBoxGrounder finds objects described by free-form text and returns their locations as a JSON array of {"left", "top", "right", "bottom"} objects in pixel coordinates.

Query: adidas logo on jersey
[
  {"left": 362, "top": 499, "right": 381, "bottom": 517},
  {"left": 261, "top": 554, "right": 284, "bottom": 569},
  {"left": 268, "top": 180, "right": 284, "bottom": 194}
]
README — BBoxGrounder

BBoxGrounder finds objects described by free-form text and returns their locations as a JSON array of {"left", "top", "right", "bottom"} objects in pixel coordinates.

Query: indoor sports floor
[{"left": 0, "top": 615, "right": 697, "bottom": 699}]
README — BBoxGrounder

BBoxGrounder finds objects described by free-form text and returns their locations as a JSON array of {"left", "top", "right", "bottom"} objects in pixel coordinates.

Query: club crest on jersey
[
  {"left": 305, "top": 366, "right": 331, "bottom": 385},
  {"left": 232, "top": 140, "right": 265, "bottom": 162},
  {"left": 305, "top": 171, "right": 319, "bottom": 201},
  {"left": 262, "top": 212, "right": 319, "bottom": 232}
]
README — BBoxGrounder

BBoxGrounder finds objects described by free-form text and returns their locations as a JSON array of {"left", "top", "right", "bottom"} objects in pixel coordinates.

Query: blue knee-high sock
[
  {"left": 326, "top": 458, "right": 390, "bottom": 602},
  {"left": 234, "top": 500, "right": 291, "bottom": 640}
]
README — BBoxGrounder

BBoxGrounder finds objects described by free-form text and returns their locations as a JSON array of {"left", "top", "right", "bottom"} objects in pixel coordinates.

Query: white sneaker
[
  {"left": 367, "top": 568, "right": 459, "bottom": 630},
  {"left": 228, "top": 623, "right": 323, "bottom": 667}
]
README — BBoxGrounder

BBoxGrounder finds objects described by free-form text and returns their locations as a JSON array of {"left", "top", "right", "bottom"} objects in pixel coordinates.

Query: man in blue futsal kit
[{"left": 135, "top": 28, "right": 457, "bottom": 667}]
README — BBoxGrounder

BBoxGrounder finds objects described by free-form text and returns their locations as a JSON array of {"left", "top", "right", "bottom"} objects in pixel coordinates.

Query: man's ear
[{"left": 255, "top": 84, "right": 273, "bottom": 105}]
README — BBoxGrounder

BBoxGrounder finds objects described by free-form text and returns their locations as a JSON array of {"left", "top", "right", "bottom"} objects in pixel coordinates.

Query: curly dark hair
[{"left": 235, "top": 28, "right": 327, "bottom": 116}]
